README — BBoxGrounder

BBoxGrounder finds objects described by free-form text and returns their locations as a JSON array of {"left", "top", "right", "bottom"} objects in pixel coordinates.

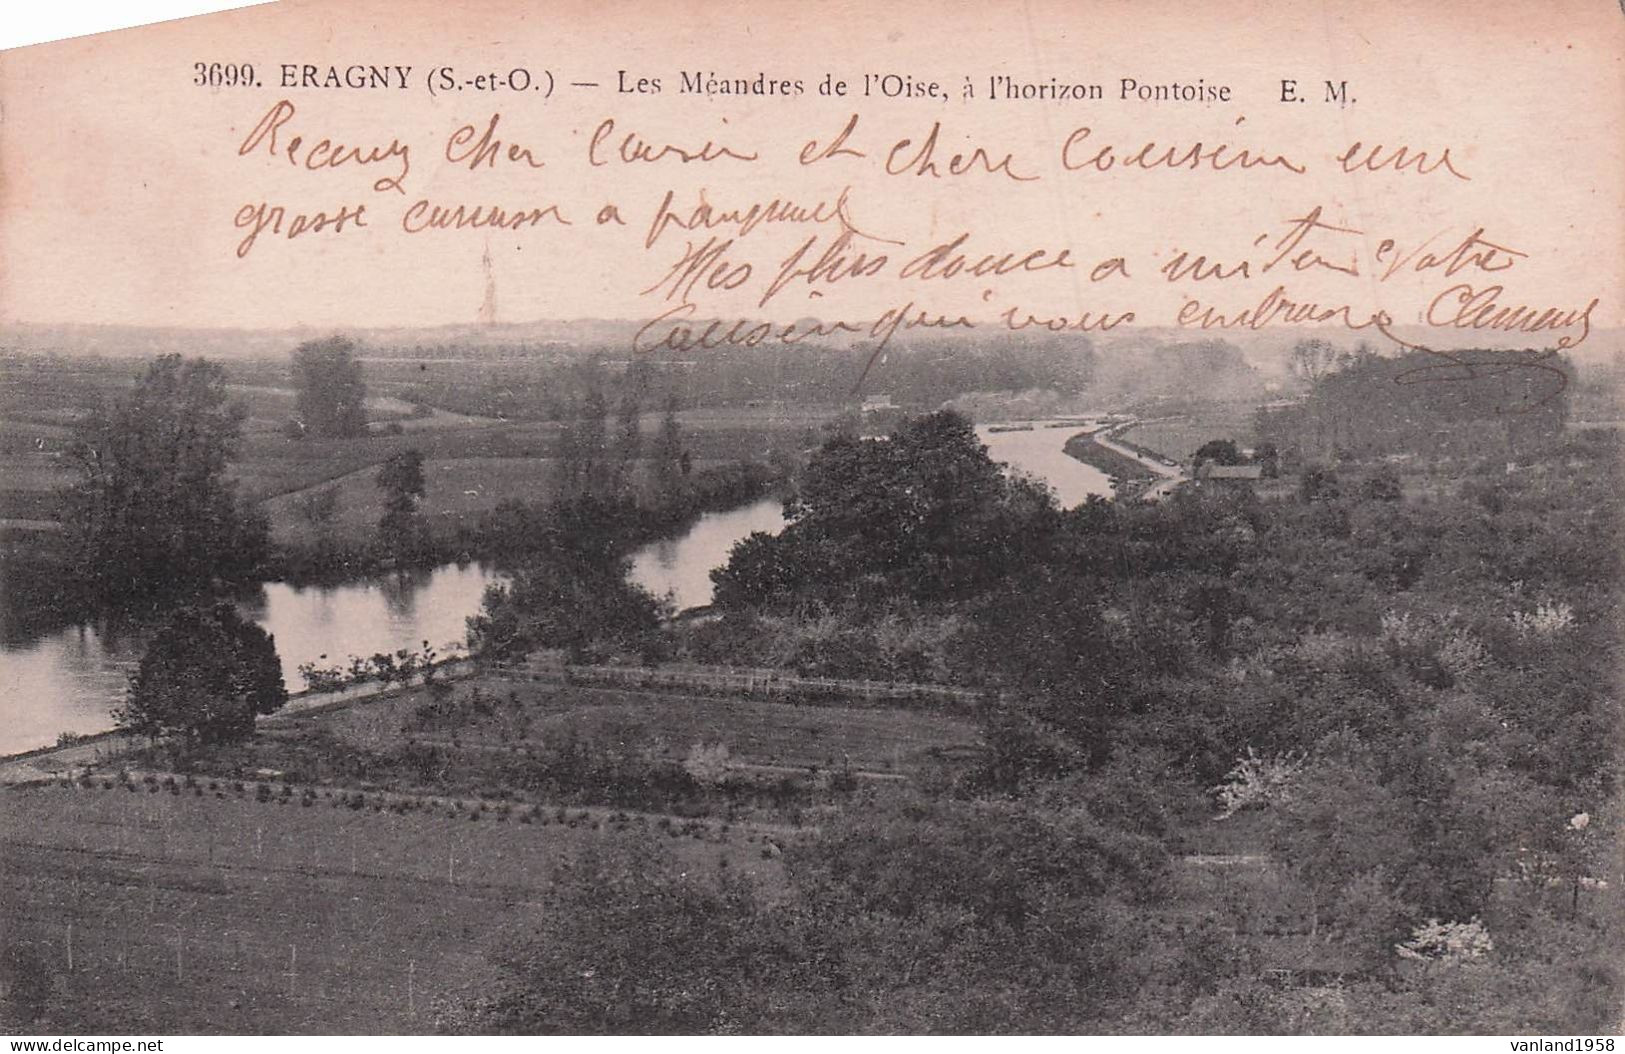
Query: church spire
[{"left": 477, "top": 242, "right": 498, "bottom": 325}]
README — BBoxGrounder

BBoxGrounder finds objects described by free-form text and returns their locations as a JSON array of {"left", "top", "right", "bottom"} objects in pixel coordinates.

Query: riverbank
[
  {"left": 0, "top": 471, "right": 785, "bottom": 756},
  {"left": 266, "top": 460, "right": 780, "bottom": 584},
  {"left": 0, "top": 657, "right": 482, "bottom": 774},
  {"left": 1061, "top": 431, "right": 1160, "bottom": 481}
]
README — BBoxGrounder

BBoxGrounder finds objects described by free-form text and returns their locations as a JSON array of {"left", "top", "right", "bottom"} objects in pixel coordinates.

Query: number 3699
[{"left": 193, "top": 62, "right": 256, "bottom": 87}]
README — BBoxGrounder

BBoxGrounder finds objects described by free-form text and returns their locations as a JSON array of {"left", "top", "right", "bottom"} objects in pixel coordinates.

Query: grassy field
[
  {"left": 2, "top": 680, "right": 1352, "bottom": 1033},
  {"left": 1, "top": 675, "right": 977, "bottom": 1031},
  {"left": 1, "top": 781, "right": 778, "bottom": 1033},
  {"left": 318, "top": 678, "right": 984, "bottom": 776},
  {"left": 1122, "top": 403, "right": 1261, "bottom": 464},
  {"left": 261, "top": 456, "right": 734, "bottom": 547},
  {"left": 263, "top": 457, "right": 562, "bottom": 547},
  {"left": 0, "top": 455, "right": 72, "bottom": 521},
  {"left": 1, "top": 373, "right": 822, "bottom": 537},
  {"left": 165, "top": 675, "right": 984, "bottom": 808}
]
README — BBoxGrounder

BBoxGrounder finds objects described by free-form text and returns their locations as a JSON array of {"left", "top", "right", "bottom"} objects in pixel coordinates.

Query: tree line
[{"left": 460, "top": 406, "right": 1620, "bottom": 1033}]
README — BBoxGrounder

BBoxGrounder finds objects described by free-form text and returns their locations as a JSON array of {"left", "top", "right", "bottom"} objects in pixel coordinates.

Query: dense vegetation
[
  {"left": 1257, "top": 347, "right": 1571, "bottom": 465},
  {"left": 466, "top": 405, "right": 1621, "bottom": 1034},
  {"left": 58, "top": 355, "right": 269, "bottom": 607},
  {"left": 6, "top": 337, "right": 1618, "bottom": 1035},
  {"left": 6, "top": 348, "right": 780, "bottom": 632}
]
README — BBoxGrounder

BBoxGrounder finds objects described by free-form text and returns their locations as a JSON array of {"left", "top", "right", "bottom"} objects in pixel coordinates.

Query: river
[
  {"left": 976, "top": 422, "right": 1113, "bottom": 507},
  {"left": 0, "top": 420, "right": 1106, "bottom": 755},
  {"left": 628, "top": 497, "right": 788, "bottom": 612},
  {"left": 0, "top": 564, "right": 500, "bottom": 756}
]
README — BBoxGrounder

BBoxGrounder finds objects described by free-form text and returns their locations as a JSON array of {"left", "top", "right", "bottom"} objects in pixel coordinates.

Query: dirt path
[{"left": 0, "top": 662, "right": 477, "bottom": 786}]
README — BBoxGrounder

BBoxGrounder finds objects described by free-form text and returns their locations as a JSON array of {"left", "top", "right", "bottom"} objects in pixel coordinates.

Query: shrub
[
  {"left": 116, "top": 605, "right": 287, "bottom": 745},
  {"left": 1212, "top": 747, "right": 1306, "bottom": 819}
]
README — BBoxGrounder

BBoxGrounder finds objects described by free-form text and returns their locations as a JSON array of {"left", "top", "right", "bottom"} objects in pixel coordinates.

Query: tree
[
  {"left": 653, "top": 392, "right": 684, "bottom": 491},
  {"left": 376, "top": 449, "right": 429, "bottom": 559},
  {"left": 579, "top": 386, "right": 610, "bottom": 496},
  {"left": 1194, "top": 438, "right": 1243, "bottom": 466},
  {"left": 558, "top": 387, "right": 611, "bottom": 498},
  {"left": 291, "top": 336, "right": 368, "bottom": 438},
  {"left": 60, "top": 354, "right": 268, "bottom": 603},
  {"left": 466, "top": 798, "right": 1162, "bottom": 1034},
  {"left": 1253, "top": 440, "right": 1281, "bottom": 478},
  {"left": 1289, "top": 337, "right": 1350, "bottom": 389},
  {"left": 612, "top": 388, "right": 641, "bottom": 493},
  {"left": 713, "top": 410, "right": 1051, "bottom": 609},
  {"left": 466, "top": 527, "right": 666, "bottom": 661},
  {"left": 1299, "top": 464, "right": 1341, "bottom": 503},
  {"left": 116, "top": 604, "right": 287, "bottom": 744}
]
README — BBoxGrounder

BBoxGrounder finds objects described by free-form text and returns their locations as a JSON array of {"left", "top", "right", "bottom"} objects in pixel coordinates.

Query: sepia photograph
[{"left": 0, "top": 0, "right": 1621, "bottom": 1039}]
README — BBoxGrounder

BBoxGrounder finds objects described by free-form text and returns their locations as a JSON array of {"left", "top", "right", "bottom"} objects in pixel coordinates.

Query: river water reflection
[
  {"left": 0, "top": 420, "right": 1105, "bottom": 755},
  {"left": 0, "top": 564, "right": 502, "bottom": 755},
  {"left": 628, "top": 498, "right": 788, "bottom": 613},
  {"left": 976, "top": 422, "right": 1113, "bottom": 508}
]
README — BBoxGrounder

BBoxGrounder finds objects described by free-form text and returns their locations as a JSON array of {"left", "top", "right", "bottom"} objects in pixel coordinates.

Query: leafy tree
[
  {"left": 579, "top": 386, "right": 610, "bottom": 495},
  {"left": 468, "top": 550, "right": 665, "bottom": 661},
  {"left": 612, "top": 389, "right": 641, "bottom": 493},
  {"left": 466, "top": 797, "right": 1161, "bottom": 1035},
  {"left": 1289, "top": 337, "right": 1350, "bottom": 388},
  {"left": 59, "top": 354, "right": 268, "bottom": 603},
  {"left": 1253, "top": 440, "right": 1281, "bottom": 478},
  {"left": 467, "top": 497, "right": 668, "bottom": 660},
  {"left": 1194, "top": 438, "right": 1242, "bottom": 466},
  {"left": 116, "top": 603, "right": 287, "bottom": 744},
  {"left": 713, "top": 410, "right": 1055, "bottom": 609},
  {"left": 467, "top": 842, "right": 829, "bottom": 1034},
  {"left": 376, "top": 449, "right": 426, "bottom": 508},
  {"left": 1265, "top": 759, "right": 1418, "bottom": 935},
  {"left": 653, "top": 393, "right": 685, "bottom": 491},
  {"left": 557, "top": 387, "right": 612, "bottom": 498},
  {"left": 291, "top": 336, "right": 368, "bottom": 438},
  {"left": 1299, "top": 465, "right": 1341, "bottom": 503},
  {"left": 376, "top": 449, "right": 429, "bottom": 558},
  {"left": 954, "top": 570, "right": 1127, "bottom": 767},
  {"left": 1261, "top": 348, "right": 1570, "bottom": 463}
]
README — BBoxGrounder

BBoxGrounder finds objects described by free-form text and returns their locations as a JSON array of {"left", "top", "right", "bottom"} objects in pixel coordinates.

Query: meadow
[
  {"left": 1120, "top": 402, "right": 1262, "bottom": 463},
  {"left": 0, "top": 351, "right": 834, "bottom": 547},
  {"left": 262, "top": 456, "right": 720, "bottom": 548},
  {"left": 1, "top": 672, "right": 979, "bottom": 1031},
  {"left": 316, "top": 677, "right": 984, "bottom": 778},
  {"left": 2, "top": 778, "right": 778, "bottom": 1033}
]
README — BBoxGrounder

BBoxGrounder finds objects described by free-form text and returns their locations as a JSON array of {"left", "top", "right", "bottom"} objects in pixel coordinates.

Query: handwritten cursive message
[{"left": 224, "top": 82, "right": 1605, "bottom": 382}]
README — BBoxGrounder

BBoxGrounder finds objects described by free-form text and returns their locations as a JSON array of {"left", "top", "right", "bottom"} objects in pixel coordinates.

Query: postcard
[{"left": 1, "top": 0, "right": 1620, "bottom": 1039}]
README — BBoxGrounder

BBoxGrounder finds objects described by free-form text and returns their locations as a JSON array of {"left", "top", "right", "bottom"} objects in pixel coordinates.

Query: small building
[{"left": 861, "top": 394, "right": 897, "bottom": 413}]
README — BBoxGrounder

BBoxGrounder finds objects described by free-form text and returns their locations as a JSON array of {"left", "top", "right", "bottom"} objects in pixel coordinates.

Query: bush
[{"left": 116, "top": 604, "right": 287, "bottom": 745}]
